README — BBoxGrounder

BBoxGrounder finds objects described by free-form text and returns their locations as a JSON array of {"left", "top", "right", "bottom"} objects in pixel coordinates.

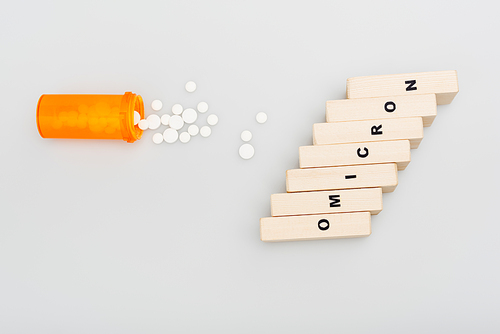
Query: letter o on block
[{"left": 318, "top": 219, "right": 330, "bottom": 231}]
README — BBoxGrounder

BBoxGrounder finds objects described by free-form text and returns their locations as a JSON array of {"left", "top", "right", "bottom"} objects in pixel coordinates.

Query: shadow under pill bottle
[{"left": 36, "top": 92, "right": 144, "bottom": 143}]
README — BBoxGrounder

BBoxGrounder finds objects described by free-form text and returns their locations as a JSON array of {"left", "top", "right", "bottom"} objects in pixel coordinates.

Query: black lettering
[
  {"left": 345, "top": 175, "right": 357, "bottom": 179},
  {"left": 384, "top": 101, "right": 396, "bottom": 113},
  {"left": 357, "top": 147, "right": 369, "bottom": 158},
  {"left": 318, "top": 219, "right": 330, "bottom": 231},
  {"left": 329, "top": 194, "right": 340, "bottom": 207},
  {"left": 405, "top": 80, "right": 417, "bottom": 91},
  {"left": 371, "top": 124, "right": 383, "bottom": 135}
]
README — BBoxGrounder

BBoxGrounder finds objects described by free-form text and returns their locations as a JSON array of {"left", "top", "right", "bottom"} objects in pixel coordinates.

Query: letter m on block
[{"left": 329, "top": 194, "right": 341, "bottom": 207}]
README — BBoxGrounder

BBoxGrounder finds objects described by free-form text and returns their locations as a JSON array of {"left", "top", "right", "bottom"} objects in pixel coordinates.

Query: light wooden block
[
  {"left": 286, "top": 163, "right": 398, "bottom": 193},
  {"left": 260, "top": 212, "right": 371, "bottom": 242},
  {"left": 326, "top": 94, "right": 437, "bottom": 127},
  {"left": 346, "top": 70, "right": 458, "bottom": 104},
  {"left": 313, "top": 117, "right": 423, "bottom": 149},
  {"left": 271, "top": 188, "right": 382, "bottom": 217},
  {"left": 299, "top": 140, "right": 411, "bottom": 170}
]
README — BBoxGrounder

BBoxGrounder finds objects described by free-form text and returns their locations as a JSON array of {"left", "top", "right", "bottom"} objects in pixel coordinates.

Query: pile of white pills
[
  {"left": 137, "top": 82, "right": 268, "bottom": 160},
  {"left": 136, "top": 81, "right": 218, "bottom": 145}
]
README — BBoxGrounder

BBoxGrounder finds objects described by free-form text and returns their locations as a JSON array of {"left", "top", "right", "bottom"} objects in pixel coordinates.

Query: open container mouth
[{"left": 121, "top": 92, "right": 144, "bottom": 143}]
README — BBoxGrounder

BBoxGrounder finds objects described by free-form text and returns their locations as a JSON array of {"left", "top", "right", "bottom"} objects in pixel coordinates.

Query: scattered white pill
[
  {"left": 168, "top": 115, "right": 184, "bottom": 130},
  {"left": 207, "top": 114, "right": 218, "bottom": 126},
  {"left": 151, "top": 100, "right": 163, "bottom": 111},
  {"left": 241, "top": 130, "right": 252, "bottom": 142},
  {"left": 200, "top": 126, "right": 211, "bottom": 137},
  {"left": 179, "top": 132, "right": 191, "bottom": 143},
  {"left": 152, "top": 133, "right": 164, "bottom": 144},
  {"left": 161, "top": 114, "right": 170, "bottom": 126},
  {"left": 185, "top": 81, "right": 197, "bottom": 93},
  {"left": 197, "top": 102, "right": 209, "bottom": 113},
  {"left": 239, "top": 143, "right": 255, "bottom": 160},
  {"left": 188, "top": 124, "right": 199, "bottom": 136},
  {"left": 256, "top": 112, "right": 268, "bottom": 124},
  {"left": 163, "top": 128, "right": 178, "bottom": 143},
  {"left": 138, "top": 119, "right": 149, "bottom": 130},
  {"left": 172, "top": 104, "right": 183, "bottom": 115},
  {"left": 134, "top": 111, "right": 141, "bottom": 125},
  {"left": 147, "top": 114, "right": 161, "bottom": 130},
  {"left": 182, "top": 108, "right": 197, "bottom": 124}
]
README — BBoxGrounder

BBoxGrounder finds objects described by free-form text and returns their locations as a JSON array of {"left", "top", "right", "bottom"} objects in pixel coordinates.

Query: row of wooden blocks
[{"left": 260, "top": 70, "right": 459, "bottom": 242}]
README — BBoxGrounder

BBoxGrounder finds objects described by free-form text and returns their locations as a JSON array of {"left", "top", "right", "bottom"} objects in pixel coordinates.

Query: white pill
[
  {"left": 138, "top": 119, "right": 149, "bottom": 130},
  {"left": 239, "top": 143, "right": 255, "bottom": 160},
  {"left": 179, "top": 132, "right": 191, "bottom": 143},
  {"left": 147, "top": 114, "right": 161, "bottom": 130},
  {"left": 197, "top": 101, "right": 209, "bottom": 113},
  {"left": 256, "top": 112, "right": 267, "bottom": 124},
  {"left": 163, "top": 128, "right": 178, "bottom": 143},
  {"left": 182, "top": 108, "right": 197, "bottom": 124},
  {"left": 152, "top": 133, "right": 163, "bottom": 144},
  {"left": 172, "top": 104, "right": 183, "bottom": 115},
  {"left": 161, "top": 114, "right": 170, "bottom": 126},
  {"left": 188, "top": 124, "right": 199, "bottom": 136},
  {"left": 200, "top": 126, "right": 211, "bottom": 137},
  {"left": 185, "top": 81, "right": 197, "bottom": 93},
  {"left": 151, "top": 100, "right": 163, "bottom": 111},
  {"left": 168, "top": 115, "right": 184, "bottom": 130},
  {"left": 207, "top": 114, "right": 218, "bottom": 126},
  {"left": 134, "top": 111, "right": 141, "bottom": 125},
  {"left": 241, "top": 130, "right": 252, "bottom": 142}
]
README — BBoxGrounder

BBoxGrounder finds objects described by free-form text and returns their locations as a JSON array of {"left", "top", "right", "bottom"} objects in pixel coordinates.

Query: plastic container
[{"left": 36, "top": 92, "right": 144, "bottom": 143}]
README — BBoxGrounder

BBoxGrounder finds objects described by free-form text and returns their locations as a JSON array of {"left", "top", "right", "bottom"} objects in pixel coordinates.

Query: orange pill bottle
[{"left": 36, "top": 92, "right": 144, "bottom": 143}]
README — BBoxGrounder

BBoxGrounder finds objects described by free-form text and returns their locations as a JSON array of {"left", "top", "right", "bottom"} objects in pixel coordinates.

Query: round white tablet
[
  {"left": 239, "top": 143, "right": 255, "bottom": 160},
  {"left": 163, "top": 128, "right": 178, "bottom": 143},
  {"left": 161, "top": 114, "right": 170, "bottom": 126},
  {"left": 200, "top": 126, "right": 211, "bottom": 137},
  {"left": 134, "top": 111, "right": 141, "bottom": 125},
  {"left": 151, "top": 99, "right": 163, "bottom": 111},
  {"left": 197, "top": 101, "right": 209, "bottom": 113},
  {"left": 185, "top": 81, "right": 197, "bottom": 93},
  {"left": 147, "top": 114, "right": 161, "bottom": 130},
  {"left": 256, "top": 112, "right": 267, "bottom": 124},
  {"left": 179, "top": 132, "right": 191, "bottom": 143},
  {"left": 182, "top": 108, "right": 197, "bottom": 124},
  {"left": 207, "top": 114, "right": 218, "bottom": 126},
  {"left": 172, "top": 104, "right": 183, "bottom": 115},
  {"left": 240, "top": 130, "right": 252, "bottom": 142},
  {"left": 138, "top": 119, "right": 149, "bottom": 130},
  {"left": 152, "top": 133, "right": 163, "bottom": 144},
  {"left": 168, "top": 115, "right": 184, "bottom": 130},
  {"left": 188, "top": 124, "right": 199, "bottom": 136}
]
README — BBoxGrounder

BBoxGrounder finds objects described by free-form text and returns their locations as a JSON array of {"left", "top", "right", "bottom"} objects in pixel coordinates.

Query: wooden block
[
  {"left": 326, "top": 94, "right": 437, "bottom": 127},
  {"left": 313, "top": 117, "right": 423, "bottom": 149},
  {"left": 346, "top": 70, "right": 458, "bottom": 105},
  {"left": 286, "top": 163, "right": 398, "bottom": 193},
  {"left": 271, "top": 188, "right": 382, "bottom": 217},
  {"left": 260, "top": 212, "right": 371, "bottom": 242},
  {"left": 300, "top": 140, "right": 410, "bottom": 170}
]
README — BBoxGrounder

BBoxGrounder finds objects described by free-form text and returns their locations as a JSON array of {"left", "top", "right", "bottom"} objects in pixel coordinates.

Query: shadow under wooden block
[
  {"left": 260, "top": 212, "right": 371, "bottom": 242},
  {"left": 346, "top": 70, "right": 459, "bottom": 105},
  {"left": 299, "top": 140, "right": 411, "bottom": 170},
  {"left": 313, "top": 117, "right": 423, "bottom": 149},
  {"left": 286, "top": 163, "right": 398, "bottom": 193},
  {"left": 326, "top": 94, "right": 437, "bottom": 127},
  {"left": 271, "top": 188, "right": 382, "bottom": 217}
]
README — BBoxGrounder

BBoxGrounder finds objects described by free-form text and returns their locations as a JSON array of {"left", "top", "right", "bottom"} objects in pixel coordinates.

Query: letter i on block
[
  {"left": 346, "top": 70, "right": 458, "bottom": 105},
  {"left": 260, "top": 212, "right": 371, "bottom": 242}
]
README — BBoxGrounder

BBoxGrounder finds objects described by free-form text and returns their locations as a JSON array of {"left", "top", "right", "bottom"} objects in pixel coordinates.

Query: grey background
[{"left": 1, "top": 0, "right": 499, "bottom": 332}]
